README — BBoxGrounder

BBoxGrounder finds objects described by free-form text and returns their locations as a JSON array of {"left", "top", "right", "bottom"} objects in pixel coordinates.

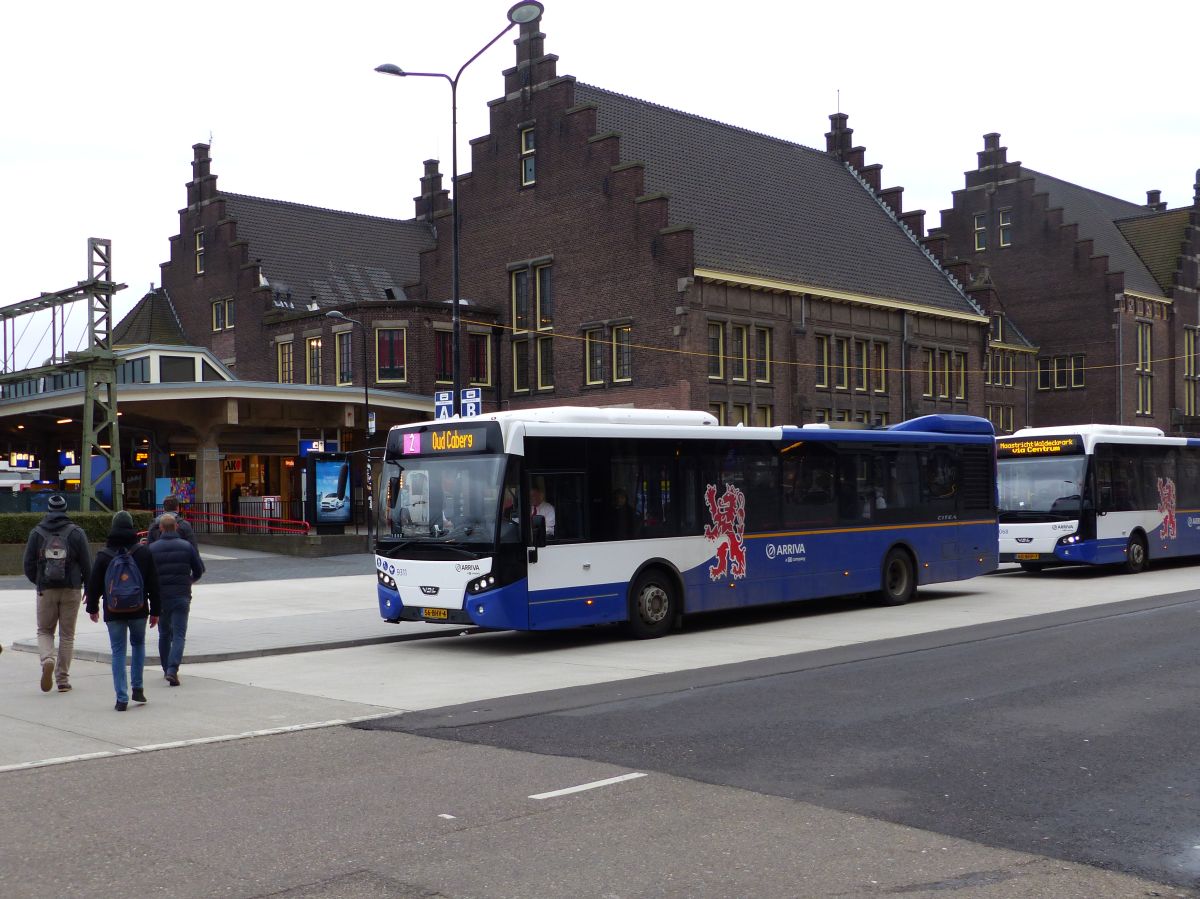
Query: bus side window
[{"left": 532, "top": 471, "right": 587, "bottom": 542}]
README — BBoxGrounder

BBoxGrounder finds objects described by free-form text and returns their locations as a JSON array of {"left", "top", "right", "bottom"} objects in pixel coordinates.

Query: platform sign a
[
  {"left": 434, "top": 391, "right": 454, "bottom": 420},
  {"left": 460, "top": 387, "right": 482, "bottom": 417}
]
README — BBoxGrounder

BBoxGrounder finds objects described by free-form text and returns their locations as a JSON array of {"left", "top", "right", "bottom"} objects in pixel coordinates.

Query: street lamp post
[
  {"left": 376, "top": 0, "right": 543, "bottom": 414},
  {"left": 326, "top": 309, "right": 372, "bottom": 544}
]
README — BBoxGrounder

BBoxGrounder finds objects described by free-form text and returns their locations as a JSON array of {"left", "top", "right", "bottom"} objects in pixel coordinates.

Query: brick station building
[
  {"left": 929, "top": 133, "right": 1200, "bottom": 433},
  {"left": 129, "top": 5, "right": 1042, "bottom": 441}
]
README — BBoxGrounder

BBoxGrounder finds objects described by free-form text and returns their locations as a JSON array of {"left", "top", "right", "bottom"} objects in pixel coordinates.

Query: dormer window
[
  {"left": 990, "top": 313, "right": 1004, "bottom": 342},
  {"left": 520, "top": 127, "right": 536, "bottom": 186}
]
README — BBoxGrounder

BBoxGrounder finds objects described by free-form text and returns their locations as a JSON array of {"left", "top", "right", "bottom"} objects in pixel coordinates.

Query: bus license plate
[
  {"left": 1015, "top": 553, "right": 1041, "bottom": 561},
  {"left": 422, "top": 607, "right": 449, "bottom": 620}
]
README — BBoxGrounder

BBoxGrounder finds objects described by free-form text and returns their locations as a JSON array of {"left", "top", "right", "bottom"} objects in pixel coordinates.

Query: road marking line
[
  {"left": 0, "top": 710, "right": 399, "bottom": 774},
  {"left": 529, "top": 772, "right": 646, "bottom": 800}
]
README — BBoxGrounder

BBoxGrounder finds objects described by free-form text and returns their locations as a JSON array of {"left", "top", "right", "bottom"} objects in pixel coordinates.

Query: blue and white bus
[
  {"left": 375, "top": 407, "right": 998, "bottom": 638},
  {"left": 997, "top": 424, "right": 1200, "bottom": 573}
]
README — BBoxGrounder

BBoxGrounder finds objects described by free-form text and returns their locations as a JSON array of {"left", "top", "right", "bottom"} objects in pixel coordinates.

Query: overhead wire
[{"left": 464, "top": 315, "right": 1182, "bottom": 377}]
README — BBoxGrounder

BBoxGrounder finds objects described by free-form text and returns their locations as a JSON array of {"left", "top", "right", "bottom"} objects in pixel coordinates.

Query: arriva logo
[
  {"left": 765, "top": 542, "right": 806, "bottom": 560},
  {"left": 455, "top": 563, "right": 481, "bottom": 573}
]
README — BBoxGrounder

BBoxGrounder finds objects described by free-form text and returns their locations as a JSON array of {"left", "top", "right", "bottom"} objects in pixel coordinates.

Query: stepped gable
[
  {"left": 573, "top": 83, "right": 980, "bottom": 317},
  {"left": 220, "top": 193, "right": 435, "bottom": 307},
  {"left": 113, "top": 287, "right": 188, "bottom": 346},
  {"left": 1020, "top": 169, "right": 1165, "bottom": 298}
]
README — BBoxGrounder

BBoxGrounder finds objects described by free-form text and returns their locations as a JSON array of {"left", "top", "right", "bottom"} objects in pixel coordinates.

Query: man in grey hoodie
[{"left": 23, "top": 494, "right": 92, "bottom": 693}]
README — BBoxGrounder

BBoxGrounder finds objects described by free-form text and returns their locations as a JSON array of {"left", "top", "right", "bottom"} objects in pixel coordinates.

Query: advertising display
[{"left": 307, "top": 453, "right": 351, "bottom": 531}]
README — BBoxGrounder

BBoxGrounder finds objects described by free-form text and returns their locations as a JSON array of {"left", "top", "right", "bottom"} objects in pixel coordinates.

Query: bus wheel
[
  {"left": 627, "top": 569, "right": 676, "bottom": 639},
  {"left": 878, "top": 547, "right": 915, "bottom": 606},
  {"left": 1123, "top": 534, "right": 1148, "bottom": 574},
  {"left": 1019, "top": 562, "right": 1047, "bottom": 573}
]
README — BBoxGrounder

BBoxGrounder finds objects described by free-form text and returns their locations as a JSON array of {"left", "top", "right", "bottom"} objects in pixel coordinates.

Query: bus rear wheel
[
  {"left": 878, "top": 547, "right": 915, "bottom": 606},
  {"left": 627, "top": 569, "right": 676, "bottom": 639},
  {"left": 1122, "top": 534, "right": 1148, "bottom": 574}
]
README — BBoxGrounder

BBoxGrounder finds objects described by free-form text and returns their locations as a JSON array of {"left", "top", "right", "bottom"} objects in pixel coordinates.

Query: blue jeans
[
  {"left": 106, "top": 618, "right": 146, "bottom": 704},
  {"left": 158, "top": 597, "right": 190, "bottom": 675}
]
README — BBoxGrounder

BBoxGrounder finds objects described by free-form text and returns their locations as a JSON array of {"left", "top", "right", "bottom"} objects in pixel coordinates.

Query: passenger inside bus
[{"left": 610, "top": 487, "right": 638, "bottom": 539}]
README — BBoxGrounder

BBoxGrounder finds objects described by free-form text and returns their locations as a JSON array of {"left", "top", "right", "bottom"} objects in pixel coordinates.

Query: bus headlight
[
  {"left": 378, "top": 570, "right": 397, "bottom": 590},
  {"left": 467, "top": 573, "right": 496, "bottom": 594},
  {"left": 1056, "top": 534, "right": 1081, "bottom": 546}
]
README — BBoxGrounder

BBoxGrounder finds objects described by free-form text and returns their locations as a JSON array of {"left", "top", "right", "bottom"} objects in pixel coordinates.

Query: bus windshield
[
  {"left": 998, "top": 455, "right": 1089, "bottom": 519},
  {"left": 382, "top": 456, "right": 506, "bottom": 544}
]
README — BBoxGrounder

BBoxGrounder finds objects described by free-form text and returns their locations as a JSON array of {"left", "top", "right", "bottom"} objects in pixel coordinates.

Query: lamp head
[
  {"left": 325, "top": 310, "right": 347, "bottom": 320},
  {"left": 507, "top": 1, "right": 543, "bottom": 24},
  {"left": 375, "top": 63, "right": 405, "bottom": 77}
]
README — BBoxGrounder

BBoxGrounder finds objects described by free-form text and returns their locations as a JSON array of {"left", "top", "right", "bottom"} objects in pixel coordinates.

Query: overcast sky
[{"left": 2, "top": 0, "right": 1196, "bottom": 369}]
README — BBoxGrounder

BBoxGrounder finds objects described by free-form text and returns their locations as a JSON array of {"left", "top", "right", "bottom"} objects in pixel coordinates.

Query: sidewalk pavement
[{"left": 2, "top": 545, "right": 460, "bottom": 664}]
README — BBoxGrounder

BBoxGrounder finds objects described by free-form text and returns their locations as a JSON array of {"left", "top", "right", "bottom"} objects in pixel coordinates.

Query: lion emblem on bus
[
  {"left": 704, "top": 482, "right": 747, "bottom": 580},
  {"left": 1157, "top": 476, "right": 1177, "bottom": 540}
]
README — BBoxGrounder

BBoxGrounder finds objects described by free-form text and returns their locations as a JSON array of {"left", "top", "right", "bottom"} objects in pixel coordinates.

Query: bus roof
[
  {"left": 388, "top": 407, "right": 995, "bottom": 453},
  {"left": 435, "top": 406, "right": 720, "bottom": 428},
  {"left": 1011, "top": 424, "right": 1166, "bottom": 439}
]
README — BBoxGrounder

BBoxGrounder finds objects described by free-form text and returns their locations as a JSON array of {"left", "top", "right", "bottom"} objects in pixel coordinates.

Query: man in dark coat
[
  {"left": 147, "top": 494, "right": 198, "bottom": 548},
  {"left": 86, "top": 511, "right": 160, "bottom": 711},
  {"left": 23, "top": 493, "right": 92, "bottom": 693},
  {"left": 147, "top": 513, "right": 204, "bottom": 686}
]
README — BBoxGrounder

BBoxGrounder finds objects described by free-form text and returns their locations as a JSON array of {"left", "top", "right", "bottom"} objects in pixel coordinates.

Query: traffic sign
[
  {"left": 460, "top": 387, "right": 482, "bottom": 417},
  {"left": 434, "top": 390, "right": 454, "bottom": 420}
]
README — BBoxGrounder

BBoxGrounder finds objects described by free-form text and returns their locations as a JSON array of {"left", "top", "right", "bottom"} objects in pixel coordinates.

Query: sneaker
[
  {"left": 132, "top": 688, "right": 147, "bottom": 703},
  {"left": 115, "top": 701, "right": 128, "bottom": 712},
  {"left": 57, "top": 683, "right": 72, "bottom": 693},
  {"left": 40, "top": 659, "right": 54, "bottom": 692},
  {"left": 166, "top": 672, "right": 180, "bottom": 687}
]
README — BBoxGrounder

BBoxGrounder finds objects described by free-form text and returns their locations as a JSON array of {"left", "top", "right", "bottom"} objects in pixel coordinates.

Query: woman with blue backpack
[{"left": 85, "top": 511, "right": 161, "bottom": 711}]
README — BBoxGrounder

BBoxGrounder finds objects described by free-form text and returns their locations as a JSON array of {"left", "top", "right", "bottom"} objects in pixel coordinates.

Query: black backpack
[
  {"left": 104, "top": 548, "right": 146, "bottom": 613},
  {"left": 35, "top": 525, "right": 74, "bottom": 588}
]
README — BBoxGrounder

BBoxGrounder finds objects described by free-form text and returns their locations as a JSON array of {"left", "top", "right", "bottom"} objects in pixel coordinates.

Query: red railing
[{"left": 182, "top": 507, "right": 311, "bottom": 535}]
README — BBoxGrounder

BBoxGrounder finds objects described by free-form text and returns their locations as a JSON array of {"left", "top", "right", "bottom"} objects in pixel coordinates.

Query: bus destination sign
[
  {"left": 996, "top": 435, "right": 1083, "bottom": 457},
  {"left": 400, "top": 426, "right": 490, "bottom": 456}
]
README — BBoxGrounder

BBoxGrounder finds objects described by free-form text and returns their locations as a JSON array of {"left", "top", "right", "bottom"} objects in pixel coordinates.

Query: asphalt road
[{"left": 361, "top": 589, "right": 1200, "bottom": 892}]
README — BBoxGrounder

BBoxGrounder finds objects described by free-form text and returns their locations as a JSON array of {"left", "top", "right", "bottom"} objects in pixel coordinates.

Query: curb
[{"left": 7, "top": 625, "right": 483, "bottom": 664}]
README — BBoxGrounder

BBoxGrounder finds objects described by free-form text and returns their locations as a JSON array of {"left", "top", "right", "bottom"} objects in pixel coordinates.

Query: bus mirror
[{"left": 531, "top": 514, "right": 548, "bottom": 548}]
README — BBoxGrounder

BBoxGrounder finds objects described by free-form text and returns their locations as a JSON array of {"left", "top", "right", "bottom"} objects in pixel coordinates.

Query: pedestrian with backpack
[
  {"left": 147, "top": 494, "right": 198, "bottom": 549},
  {"left": 147, "top": 512, "right": 204, "bottom": 686},
  {"left": 85, "top": 510, "right": 160, "bottom": 711},
  {"left": 23, "top": 493, "right": 92, "bottom": 693}
]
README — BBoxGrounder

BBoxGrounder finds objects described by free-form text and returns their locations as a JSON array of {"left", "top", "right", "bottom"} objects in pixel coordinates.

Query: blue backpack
[{"left": 104, "top": 548, "right": 145, "bottom": 613}]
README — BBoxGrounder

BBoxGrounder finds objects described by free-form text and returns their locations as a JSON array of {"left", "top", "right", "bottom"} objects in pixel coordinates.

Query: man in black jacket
[
  {"left": 147, "top": 513, "right": 204, "bottom": 686},
  {"left": 147, "top": 494, "right": 198, "bottom": 548},
  {"left": 23, "top": 493, "right": 92, "bottom": 693}
]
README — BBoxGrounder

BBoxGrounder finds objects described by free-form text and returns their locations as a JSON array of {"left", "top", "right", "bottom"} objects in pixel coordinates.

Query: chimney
[
  {"left": 825, "top": 113, "right": 853, "bottom": 159},
  {"left": 1146, "top": 189, "right": 1166, "bottom": 211},
  {"left": 977, "top": 132, "right": 1008, "bottom": 171},
  {"left": 503, "top": 10, "right": 556, "bottom": 94},
  {"left": 188, "top": 143, "right": 218, "bottom": 207},
  {"left": 414, "top": 159, "right": 450, "bottom": 221}
]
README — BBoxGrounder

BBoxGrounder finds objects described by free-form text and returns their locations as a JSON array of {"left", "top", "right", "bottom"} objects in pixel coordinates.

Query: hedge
[{"left": 0, "top": 512, "right": 155, "bottom": 544}]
